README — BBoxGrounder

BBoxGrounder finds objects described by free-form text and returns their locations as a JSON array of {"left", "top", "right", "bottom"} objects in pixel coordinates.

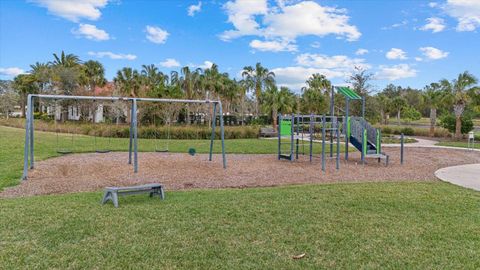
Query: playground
[{"left": 2, "top": 145, "right": 479, "bottom": 197}]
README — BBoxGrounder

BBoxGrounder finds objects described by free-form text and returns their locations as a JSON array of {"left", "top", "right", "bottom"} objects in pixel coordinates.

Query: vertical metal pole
[
  {"left": 295, "top": 114, "right": 299, "bottom": 160},
  {"left": 219, "top": 102, "right": 227, "bottom": 169},
  {"left": 361, "top": 127, "right": 366, "bottom": 165},
  {"left": 362, "top": 95, "right": 366, "bottom": 119},
  {"left": 29, "top": 95, "right": 35, "bottom": 169},
  {"left": 22, "top": 95, "right": 32, "bottom": 180},
  {"left": 128, "top": 100, "right": 134, "bottom": 164},
  {"left": 336, "top": 118, "right": 340, "bottom": 170},
  {"left": 278, "top": 114, "right": 282, "bottom": 160},
  {"left": 330, "top": 86, "right": 334, "bottom": 158},
  {"left": 345, "top": 97, "right": 349, "bottom": 161},
  {"left": 133, "top": 99, "right": 138, "bottom": 173},
  {"left": 309, "top": 114, "right": 313, "bottom": 162},
  {"left": 209, "top": 103, "right": 217, "bottom": 161},
  {"left": 401, "top": 133, "right": 404, "bottom": 165},
  {"left": 290, "top": 114, "right": 294, "bottom": 161},
  {"left": 322, "top": 114, "right": 326, "bottom": 172}
]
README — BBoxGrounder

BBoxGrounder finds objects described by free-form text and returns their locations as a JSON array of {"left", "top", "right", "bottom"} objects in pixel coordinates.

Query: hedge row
[
  {"left": 0, "top": 118, "right": 259, "bottom": 139},
  {"left": 376, "top": 125, "right": 451, "bottom": 137}
]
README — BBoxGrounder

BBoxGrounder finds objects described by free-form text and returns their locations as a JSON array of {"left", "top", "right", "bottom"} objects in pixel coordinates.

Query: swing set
[{"left": 22, "top": 94, "right": 227, "bottom": 181}]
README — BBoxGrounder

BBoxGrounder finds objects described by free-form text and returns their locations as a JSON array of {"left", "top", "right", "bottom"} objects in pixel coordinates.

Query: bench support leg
[{"left": 101, "top": 191, "right": 119, "bottom": 207}]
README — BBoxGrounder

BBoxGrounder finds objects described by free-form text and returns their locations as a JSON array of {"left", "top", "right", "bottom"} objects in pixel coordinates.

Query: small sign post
[{"left": 468, "top": 131, "right": 475, "bottom": 150}]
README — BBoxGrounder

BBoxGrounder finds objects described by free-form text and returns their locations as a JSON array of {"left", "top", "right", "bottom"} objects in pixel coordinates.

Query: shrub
[
  {"left": 382, "top": 127, "right": 392, "bottom": 135},
  {"left": 400, "top": 127, "right": 414, "bottom": 136},
  {"left": 439, "top": 113, "right": 474, "bottom": 135}
]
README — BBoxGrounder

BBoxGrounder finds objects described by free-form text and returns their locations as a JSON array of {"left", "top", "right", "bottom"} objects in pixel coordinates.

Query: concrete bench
[
  {"left": 260, "top": 127, "right": 277, "bottom": 137},
  {"left": 101, "top": 183, "right": 164, "bottom": 208}
]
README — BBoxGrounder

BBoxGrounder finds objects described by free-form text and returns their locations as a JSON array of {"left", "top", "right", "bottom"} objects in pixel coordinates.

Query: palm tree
[
  {"left": 423, "top": 82, "right": 445, "bottom": 137},
  {"left": 261, "top": 85, "right": 295, "bottom": 132},
  {"left": 242, "top": 62, "right": 275, "bottom": 116},
  {"left": 114, "top": 67, "right": 141, "bottom": 98},
  {"left": 305, "top": 73, "right": 331, "bottom": 94},
  {"left": 441, "top": 71, "right": 478, "bottom": 139},
  {"left": 141, "top": 64, "right": 159, "bottom": 91},
  {"left": 179, "top": 66, "right": 202, "bottom": 124},
  {"left": 391, "top": 96, "right": 407, "bottom": 125},
  {"left": 82, "top": 60, "right": 106, "bottom": 92},
  {"left": 114, "top": 67, "right": 142, "bottom": 122},
  {"left": 30, "top": 62, "right": 52, "bottom": 93},
  {"left": 51, "top": 51, "right": 81, "bottom": 68}
]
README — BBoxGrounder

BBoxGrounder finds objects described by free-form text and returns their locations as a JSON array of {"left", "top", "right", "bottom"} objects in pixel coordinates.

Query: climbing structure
[{"left": 277, "top": 86, "right": 389, "bottom": 168}]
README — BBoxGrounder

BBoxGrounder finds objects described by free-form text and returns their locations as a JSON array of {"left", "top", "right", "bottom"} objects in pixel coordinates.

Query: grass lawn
[
  {"left": 0, "top": 126, "right": 349, "bottom": 189},
  {"left": 436, "top": 141, "right": 480, "bottom": 149},
  {"left": 1, "top": 182, "right": 479, "bottom": 269},
  {"left": 2, "top": 125, "right": 479, "bottom": 269}
]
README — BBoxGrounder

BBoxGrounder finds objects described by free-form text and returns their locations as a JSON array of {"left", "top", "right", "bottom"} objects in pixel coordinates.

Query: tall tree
[
  {"left": 347, "top": 66, "right": 373, "bottom": 95},
  {"left": 82, "top": 60, "right": 106, "bottom": 92},
  {"left": 441, "top": 71, "right": 478, "bottom": 139},
  {"left": 375, "top": 93, "right": 392, "bottom": 125},
  {"left": 242, "top": 62, "right": 275, "bottom": 116},
  {"left": 423, "top": 82, "right": 445, "bottom": 137},
  {"left": 391, "top": 96, "right": 407, "bottom": 125},
  {"left": 114, "top": 67, "right": 141, "bottom": 98},
  {"left": 261, "top": 85, "right": 295, "bottom": 132},
  {"left": 13, "top": 74, "right": 38, "bottom": 117}
]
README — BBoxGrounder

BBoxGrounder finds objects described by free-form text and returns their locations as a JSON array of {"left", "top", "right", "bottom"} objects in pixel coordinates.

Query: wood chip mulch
[{"left": 2, "top": 147, "right": 479, "bottom": 198}]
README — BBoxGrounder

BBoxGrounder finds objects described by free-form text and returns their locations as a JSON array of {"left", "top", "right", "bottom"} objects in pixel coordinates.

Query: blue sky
[{"left": 0, "top": 0, "right": 479, "bottom": 92}]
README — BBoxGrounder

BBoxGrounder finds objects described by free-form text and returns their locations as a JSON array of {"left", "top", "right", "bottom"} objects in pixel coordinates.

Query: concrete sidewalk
[{"left": 435, "top": 164, "right": 480, "bottom": 191}]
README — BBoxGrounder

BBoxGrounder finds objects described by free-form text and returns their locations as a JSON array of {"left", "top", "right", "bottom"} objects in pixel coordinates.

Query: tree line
[{"left": 3, "top": 51, "right": 479, "bottom": 139}]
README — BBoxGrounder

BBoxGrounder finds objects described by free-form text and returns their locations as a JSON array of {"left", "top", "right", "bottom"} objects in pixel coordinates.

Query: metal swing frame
[{"left": 21, "top": 94, "right": 227, "bottom": 180}]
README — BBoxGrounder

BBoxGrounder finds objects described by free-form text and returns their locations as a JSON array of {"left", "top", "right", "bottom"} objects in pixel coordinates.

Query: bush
[
  {"left": 439, "top": 113, "right": 474, "bottom": 135},
  {"left": 0, "top": 118, "right": 260, "bottom": 140},
  {"left": 400, "top": 127, "right": 414, "bottom": 136},
  {"left": 381, "top": 127, "right": 392, "bottom": 135}
]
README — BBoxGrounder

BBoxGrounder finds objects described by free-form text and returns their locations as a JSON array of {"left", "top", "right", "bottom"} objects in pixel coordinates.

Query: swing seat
[
  {"left": 95, "top": 149, "right": 111, "bottom": 154},
  {"left": 188, "top": 148, "right": 196, "bottom": 156},
  {"left": 155, "top": 149, "right": 169, "bottom": 153},
  {"left": 57, "top": 149, "right": 73, "bottom": 155}
]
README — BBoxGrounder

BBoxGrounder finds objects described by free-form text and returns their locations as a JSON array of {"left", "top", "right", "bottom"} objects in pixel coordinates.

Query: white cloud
[
  {"left": 415, "top": 57, "right": 423, "bottom": 61},
  {"left": 198, "top": 60, "right": 214, "bottom": 69},
  {"left": 377, "top": 64, "right": 417, "bottom": 80},
  {"left": 419, "top": 46, "right": 449, "bottom": 60},
  {"left": 188, "top": 2, "right": 202, "bottom": 16},
  {"left": 295, "top": 53, "right": 370, "bottom": 70},
  {"left": 31, "top": 0, "right": 108, "bottom": 22},
  {"left": 272, "top": 66, "right": 344, "bottom": 90},
  {"left": 220, "top": 0, "right": 268, "bottom": 40},
  {"left": 220, "top": 0, "right": 360, "bottom": 46},
  {"left": 386, "top": 48, "right": 408, "bottom": 60},
  {"left": 87, "top": 51, "right": 137, "bottom": 60},
  {"left": 420, "top": 17, "right": 446, "bottom": 33},
  {"left": 429, "top": 2, "right": 438, "bottom": 8},
  {"left": 0, "top": 67, "right": 26, "bottom": 77},
  {"left": 382, "top": 20, "right": 408, "bottom": 30},
  {"left": 72, "top": 24, "right": 110, "bottom": 41},
  {"left": 249, "top": 39, "right": 297, "bottom": 52},
  {"left": 145, "top": 25, "right": 169, "bottom": 44},
  {"left": 355, "top": 48, "right": 369, "bottom": 55},
  {"left": 443, "top": 0, "right": 480, "bottom": 31},
  {"left": 310, "top": 42, "right": 321, "bottom": 48},
  {"left": 271, "top": 53, "right": 370, "bottom": 90},
  {"left": 159, "top": 58, "right": 181, "bottom": 68}
]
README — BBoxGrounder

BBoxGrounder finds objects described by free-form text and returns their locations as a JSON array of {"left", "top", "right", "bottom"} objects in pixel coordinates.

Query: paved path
[{"left": 435, "top": 164, "right": 480, "bottom": 191}]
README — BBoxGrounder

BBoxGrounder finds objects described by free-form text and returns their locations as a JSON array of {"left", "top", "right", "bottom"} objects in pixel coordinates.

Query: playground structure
[
  {"left": 21, "top": 94, "right": 227, "bottom": 180},
  {"left": 278, "top": 86, "right": 389, "bottom": 169}
]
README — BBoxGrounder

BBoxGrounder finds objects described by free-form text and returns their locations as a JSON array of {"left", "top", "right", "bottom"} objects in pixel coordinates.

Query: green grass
[
  {"left": 0, "top": 126, "right": 349, "bottom": 189},
  {"left": 1, "top": 182, "right": 479, "bottom": 269},
  {"left": 436, "top": 141, "right": 480, "bottom": 149}
]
